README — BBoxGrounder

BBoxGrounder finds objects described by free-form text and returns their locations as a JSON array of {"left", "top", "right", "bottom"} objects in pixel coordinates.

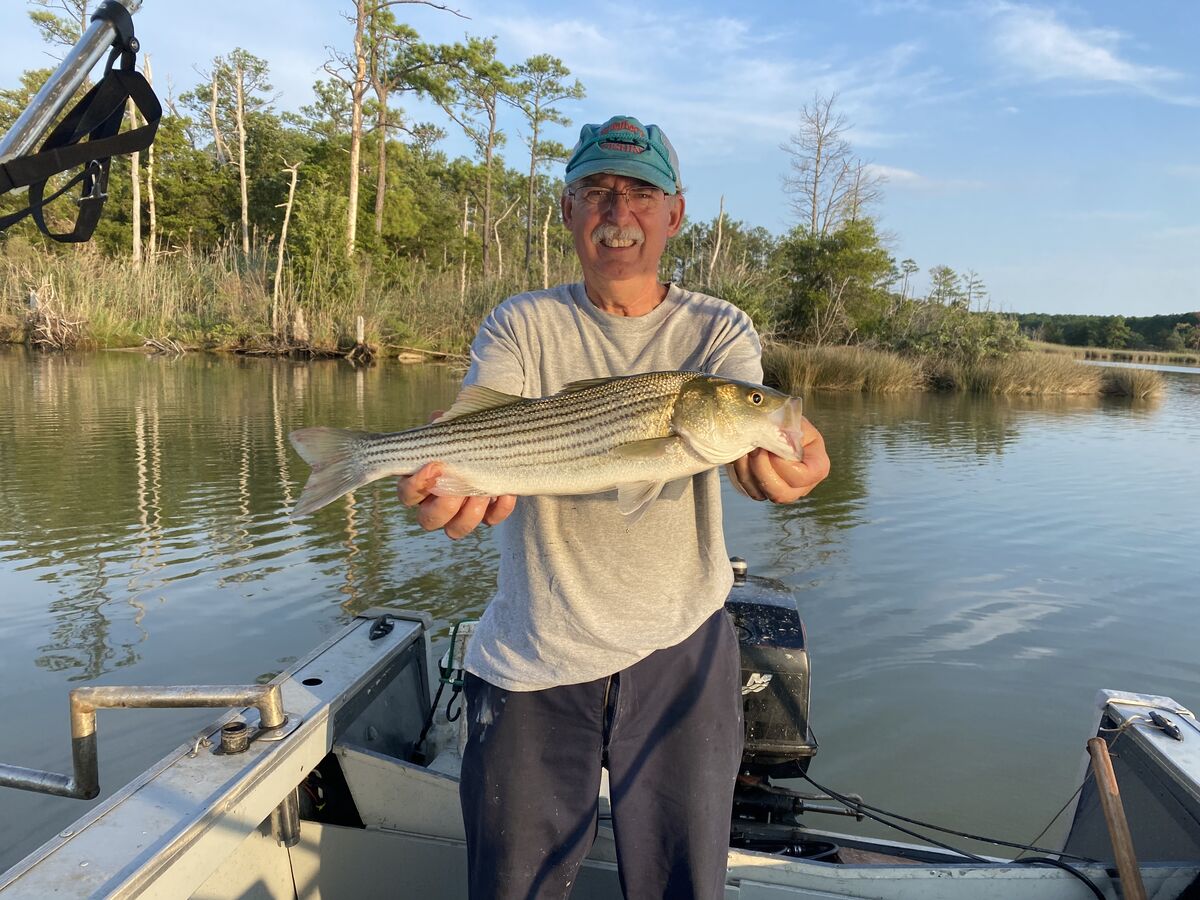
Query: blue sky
[{"left": 2, "top": 0, "right": 1197, "bottom": 316}]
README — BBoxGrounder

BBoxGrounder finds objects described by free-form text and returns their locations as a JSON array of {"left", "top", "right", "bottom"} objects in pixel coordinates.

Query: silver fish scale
[{"left": 358, "top": 371, "right": 704, "bottom": 471}]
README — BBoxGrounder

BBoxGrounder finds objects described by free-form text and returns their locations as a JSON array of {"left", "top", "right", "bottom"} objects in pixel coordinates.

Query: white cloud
[
  {"left": 986, "top": 3, "right": 1198, "bottom": 105},
  {"left": 1152, "top": 224, "right": 1200, "bottom": 241},
  {"left": 865, "top": 163, "right": 924, "bottom": 184},
  {"left": 458, "top": 4, "right": 958, "bottom": 163},
  {"left": 864, "top": 163, "right": 985, "bottom": 192}
]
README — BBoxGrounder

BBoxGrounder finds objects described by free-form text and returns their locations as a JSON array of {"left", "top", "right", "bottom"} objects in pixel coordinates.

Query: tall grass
[
  {"left": 0, "top": 236, "right": 581, "bottom": 354},
  {"left": 928, "top": 353, "right": 1164, "bottom": 397},
  {"left": 765, "top": 342, "right": 1164, "bottom": 398},
  {"left": 1031, "top": 339, "right": 1200, "bottom": 368},
  {"left": 927, "top": 353, "right": 1102, "bottom": 395},
  {"left": 763, "top": 343, "right": 924, "bottom": 393},
  {"left": 1099, "top": 366, "right": 1164, "bottom": 398}
]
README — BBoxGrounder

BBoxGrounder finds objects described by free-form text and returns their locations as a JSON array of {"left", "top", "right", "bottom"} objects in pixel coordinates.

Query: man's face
[{"left": 561, "top": 174, "right": 686, "bottom": 287}]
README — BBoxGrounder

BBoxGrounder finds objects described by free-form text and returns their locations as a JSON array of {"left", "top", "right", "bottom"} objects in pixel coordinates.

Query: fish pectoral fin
[
  {"left": 431, "top": 471, "right": 491, "bottom": 497},
  {"left": 609, "top": 436, "right": 683, "bottom": 460},
  {"left": 433, "top": 385, "right": 522, "bottom": 423},
  {"left": 616, "top": 481, "right": 665, "bottom": 522},
  {"left": 659, "top": 477, "right": 690, "bottom": 501}
]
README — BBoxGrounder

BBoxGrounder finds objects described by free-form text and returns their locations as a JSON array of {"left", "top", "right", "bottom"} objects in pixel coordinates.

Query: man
[{"left": 399, "top": 115, "right": 830, "bottom": 899}]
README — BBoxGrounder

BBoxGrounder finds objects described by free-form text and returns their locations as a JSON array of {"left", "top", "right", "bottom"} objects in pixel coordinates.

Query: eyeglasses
[{"left": 568, "top": 186, "right": 667, "bottom": 212}]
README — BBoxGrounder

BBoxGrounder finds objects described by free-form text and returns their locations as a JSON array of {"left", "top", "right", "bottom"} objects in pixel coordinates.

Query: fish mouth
[{"left": 768, "top": 398, "right": 805, "bottom": 461}]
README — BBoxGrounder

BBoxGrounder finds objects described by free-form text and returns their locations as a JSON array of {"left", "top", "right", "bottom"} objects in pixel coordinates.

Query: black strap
[{"left": 0, "top": 0, "right": 160, "bottom": 242}]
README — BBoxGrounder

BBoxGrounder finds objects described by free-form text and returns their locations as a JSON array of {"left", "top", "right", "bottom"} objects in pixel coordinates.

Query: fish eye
[{"left": 749, "top": 391, "right": 763, "bottom": 405}]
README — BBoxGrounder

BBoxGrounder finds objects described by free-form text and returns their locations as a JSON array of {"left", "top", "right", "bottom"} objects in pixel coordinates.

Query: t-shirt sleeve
[
  {"left": 463, "top": 303, "right": 527, "bottom": 395},
  {"left": 705, "top": 305, "right": 764, "bottom": 384}
]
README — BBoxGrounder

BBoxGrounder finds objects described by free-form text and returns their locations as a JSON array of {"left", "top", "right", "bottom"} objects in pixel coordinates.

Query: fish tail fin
[{"left": 288, "top": 427, "right": 372, "bottom": 516}]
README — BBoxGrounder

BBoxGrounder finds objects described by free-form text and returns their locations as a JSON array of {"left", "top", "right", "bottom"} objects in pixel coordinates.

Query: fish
[{"left": 287, "top": 370, "right": 805, "bottom": 521}]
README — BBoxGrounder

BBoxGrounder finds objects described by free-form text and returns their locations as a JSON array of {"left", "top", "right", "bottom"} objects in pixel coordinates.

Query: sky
[{"left": 2, "top": 0, "right": 1197, "bottom": 317}]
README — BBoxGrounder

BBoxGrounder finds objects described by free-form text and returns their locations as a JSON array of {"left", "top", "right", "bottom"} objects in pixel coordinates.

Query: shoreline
[{"left": 2, "top": 338, "right": 1169, "bottom": 398}]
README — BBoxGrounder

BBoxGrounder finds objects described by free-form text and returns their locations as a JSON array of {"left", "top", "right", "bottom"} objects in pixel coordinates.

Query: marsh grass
[
  {"left": 0, "top": 238, "right": 581, "bottom": 355},
  {"left": 765, "top": 342, "right": 1164, "bottom": 398},
  {"left": 763, "top": 343, "right": 924, "bottom": 393},
  {"left": 1098, "top": 366, "right": 1164, "bottom": 398},
  {"left": 927, "top": 353, "right": 1104, "bottom": 395},
  {"left": 1031, "top": 340, "right": 1200, "bottom": 368}
]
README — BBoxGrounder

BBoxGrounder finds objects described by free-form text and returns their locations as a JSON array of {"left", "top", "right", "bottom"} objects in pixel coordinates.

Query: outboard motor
[
  {"left": 724, "top": 558, "right": 853, "bottom": 860},
  {"left": 724, "top": 557, "right": 816, "bottom": 778}
]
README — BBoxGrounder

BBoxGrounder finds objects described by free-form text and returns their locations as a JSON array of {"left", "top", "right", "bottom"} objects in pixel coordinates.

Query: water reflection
[{"left": 1, "top": 346, "right": 1198, "bottom": 868}]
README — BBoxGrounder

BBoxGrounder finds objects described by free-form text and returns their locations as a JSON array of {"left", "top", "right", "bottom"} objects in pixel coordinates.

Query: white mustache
[{"left": 592, "top": 224, "right": 644, "bottom": 245}]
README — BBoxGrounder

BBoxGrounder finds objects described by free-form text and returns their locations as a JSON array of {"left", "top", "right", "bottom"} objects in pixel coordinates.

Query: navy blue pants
[{"left": 459, "top": 609, "right": 743, "bottom": 900}]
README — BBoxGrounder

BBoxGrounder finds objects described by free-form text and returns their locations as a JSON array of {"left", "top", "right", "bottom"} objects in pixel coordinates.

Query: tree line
[
  {"left": 1017, "top": 312, "right": 1200, "bottom": 352},
  {"left": 5, "top": 0, "right": 1174, "bottom": 362}
]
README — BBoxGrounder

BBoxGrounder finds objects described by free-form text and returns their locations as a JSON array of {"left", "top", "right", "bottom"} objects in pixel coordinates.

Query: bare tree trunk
[
  {"left": 459, "top": 195, "right": 469, "bottom": 305},
  {"left": 273, "top": 162, "right": 300, "bottom": 337},
  {"left": 481, "top": 133, "right": 494, "bottom": 276},
  {"left": 492, "top": 198, "right": 519, "bottom": 280},
  {"left": 523, "top": 119, "right": 539, "bottom": 272},
  {"left": 373, "top": 82, "right": 388, "bottom": 236},
  {"left": 234, "top": 60, "right": 250, "bottom": 256},
  {"left": 208, "top": 69, "right": 229, "bottom": 165},
  {"left": 541, "top": 201, "right": 552, "bottom": 289},
  {"left": 128, "top": 98, "right": 141, "bottom": 270},
  {"left": 346, "top": 0, "right": 368, "bottom": 257},
  {"left": 708, "top": 194, "right": 725, "bottom": 277},
  {"left": 144, "top": 56, "right": 156, "bottom": 263}
]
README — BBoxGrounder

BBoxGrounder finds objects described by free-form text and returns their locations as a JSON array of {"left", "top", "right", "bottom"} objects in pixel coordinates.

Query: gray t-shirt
[{"left": 461, "top": 282, "right": 763, "bottom": 691}]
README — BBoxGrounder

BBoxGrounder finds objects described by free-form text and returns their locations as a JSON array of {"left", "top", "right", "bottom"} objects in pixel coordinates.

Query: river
[{"left": 1, "top": 346, "right": 1197, "bottom": 866}]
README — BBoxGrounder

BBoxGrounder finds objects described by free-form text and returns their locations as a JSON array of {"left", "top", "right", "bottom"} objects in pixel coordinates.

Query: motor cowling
[{"left": 724, "top": 559, "right": 816, "bottom": 778}]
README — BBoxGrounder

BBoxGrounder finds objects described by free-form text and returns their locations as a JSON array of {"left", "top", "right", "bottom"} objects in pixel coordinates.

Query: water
[{"left": 1, "top": 346, "right": 1197, "bottom": 866}]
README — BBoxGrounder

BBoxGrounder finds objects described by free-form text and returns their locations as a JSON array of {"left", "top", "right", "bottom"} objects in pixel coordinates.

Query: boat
[{"left": 2, "top": 560, "right": 1199, "bottom": 899}]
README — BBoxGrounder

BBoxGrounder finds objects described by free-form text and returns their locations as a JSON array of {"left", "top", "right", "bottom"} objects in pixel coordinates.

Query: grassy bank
[
  {"left": 0, "top": 246, "right": 1167, "bottom": 400},
  {"left": 0, "top": 237, "right": 579, "bottom": 356},
  {"left": 764, "top": 343, "right": 1163, "bottom": 398},
  {"left": 1030, "top": 339, "right": 1200, "bottom": 368}
]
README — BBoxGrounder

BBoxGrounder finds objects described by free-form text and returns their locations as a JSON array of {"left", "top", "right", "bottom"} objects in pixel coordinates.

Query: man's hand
[
  {"left": 397, "top": 461, "right": 517, "bottom": 540},
  {"left": 726, "top": 415, "right": 830, "bottom": 503}
]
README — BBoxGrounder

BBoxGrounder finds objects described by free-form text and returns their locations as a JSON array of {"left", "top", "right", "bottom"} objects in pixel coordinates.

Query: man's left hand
[{"left": 726, "top": 416, "right": 830, "bottom": 503}]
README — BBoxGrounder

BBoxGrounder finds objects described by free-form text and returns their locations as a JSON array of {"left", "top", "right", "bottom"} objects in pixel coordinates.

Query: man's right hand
[{"left": 397, "top": 461, "right": 517, "bottom": 540}]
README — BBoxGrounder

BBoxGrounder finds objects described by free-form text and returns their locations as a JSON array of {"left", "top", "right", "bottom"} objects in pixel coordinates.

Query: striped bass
[{"left": 288, "top": 371, "right": 804, "bottom": 521}]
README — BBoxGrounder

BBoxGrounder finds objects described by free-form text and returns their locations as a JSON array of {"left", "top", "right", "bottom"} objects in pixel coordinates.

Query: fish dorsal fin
[
  {"left": 433, "top": 385, "right": 522, "bottom": 423},
  {"left": 616, "top": 481, "right": 665, "bottom": 523},
  {"left": 610, "top": 435, "right": 682, "bottom": 460},
  {"left": 559, "top": 376, "right": 618, "bottom": 393}
]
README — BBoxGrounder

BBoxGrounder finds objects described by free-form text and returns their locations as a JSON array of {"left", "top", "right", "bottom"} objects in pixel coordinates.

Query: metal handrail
[
  {"left": 0, "top": 0, "right": 143, "bottom": 165},
  {"left": 0, "top": 684, "right": 285, "bottom": 799}
]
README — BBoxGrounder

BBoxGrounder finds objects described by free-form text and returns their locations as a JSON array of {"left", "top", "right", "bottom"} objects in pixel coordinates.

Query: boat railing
[{"left": 0, "top": 683, "right": 286, "bottom": 800}]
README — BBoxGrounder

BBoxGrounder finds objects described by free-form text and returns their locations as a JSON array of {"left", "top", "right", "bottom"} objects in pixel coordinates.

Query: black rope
[
  {"left": 797, "top": 772, "right": 1110, "bottom": 896},
  {"left": 800, "top": 771, "right": 1100, "bottom": 863},
  {"left": 798, "top": 772, "right": 989, "bottom": 862}
]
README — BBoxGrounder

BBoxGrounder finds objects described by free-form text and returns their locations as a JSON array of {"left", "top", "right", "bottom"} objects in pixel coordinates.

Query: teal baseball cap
[{"left": 564, "top": 115, "right": 681, "bottom": 195}]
